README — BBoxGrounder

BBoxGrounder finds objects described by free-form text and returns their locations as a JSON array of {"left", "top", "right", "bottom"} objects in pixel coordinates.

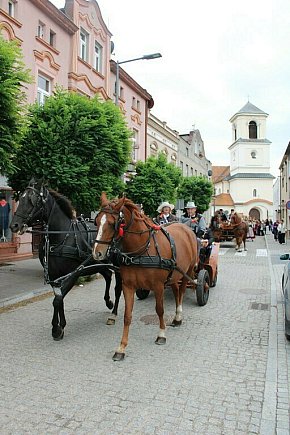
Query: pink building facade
[{"left": 0, "top": 0, "right": 153, "bottom": 260}]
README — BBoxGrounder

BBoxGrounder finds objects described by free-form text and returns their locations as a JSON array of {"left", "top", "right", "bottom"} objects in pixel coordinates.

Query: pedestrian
[
  {"left": 272, "top": 221, "right": 279, "bottom": 241},
  {"left": 155, "top": 201, "right": 177, "bottom": 225},
  {"left": 278, "top": 219, "right": 286, "bottom": 244}
]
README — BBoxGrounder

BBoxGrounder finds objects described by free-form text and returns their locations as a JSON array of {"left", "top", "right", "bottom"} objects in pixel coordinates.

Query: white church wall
[{"left": 229, "top": 178, "right": 273, "bottom": 203}]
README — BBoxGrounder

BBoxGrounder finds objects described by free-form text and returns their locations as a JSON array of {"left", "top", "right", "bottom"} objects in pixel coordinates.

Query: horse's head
[
  {"left": 10, "top": 179, "right": 48, "bottom": 234},
  {"left": 230, "top": 212, "right": 241, "bottom": 226},
  {"left": 92, "top": 193, "right": 126, "bottom": 261}
]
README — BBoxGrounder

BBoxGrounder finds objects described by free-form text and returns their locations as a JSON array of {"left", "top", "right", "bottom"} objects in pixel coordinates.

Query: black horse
[{"left": 10, "top": 179, "right": 122, "bottom": 340}]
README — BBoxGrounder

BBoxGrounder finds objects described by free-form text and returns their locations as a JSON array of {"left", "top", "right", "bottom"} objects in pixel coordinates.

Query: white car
[{"left": 282, "top": 261, "right": 290, "bottom": 340}]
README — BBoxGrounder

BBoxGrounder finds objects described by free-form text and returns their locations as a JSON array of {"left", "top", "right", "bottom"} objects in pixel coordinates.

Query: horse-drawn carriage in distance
[{"left": 211, "top": 212, "right": 249, "bottom": 252}]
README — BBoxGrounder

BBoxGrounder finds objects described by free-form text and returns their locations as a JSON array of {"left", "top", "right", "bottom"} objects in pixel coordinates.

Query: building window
[
  {"left": 94, "top": 41, "right": 102, "bottom": 73},
  {"left": 37, "top": 75, "right": 50, "bottom": 105},
  {"left": 132, "top": 129, "right": 139, "bottom": 162},
  {"left": 195, "top": 169, "right": 197, "bottom": 176},
  {"left": 150, "top": 142, "right": 158, "bottom": 157},
  {"left": 253, "top": 189, "right": 257, "bottom": 197},
  {"left": 186, "top": 147, "right": 189, "bottom": 157},
  {"left": 49, "top": 30, "right": 56, "bottom": 47},
  {"left": 132, "top": 97, "right": 136, "bottom": 108},
  {"left": 171, "top": 154, "right": 177, "bottom": 165},
  {"left": 80, "top": 28, "right": 89, "bottom": 62},
  {"left": 8, "top": 0, "right": 15, "bottom": 17},
  {"left": 190, "top": 167, "right": 193, "bottom": 176},
  {"left": 249, "top": 121, "right": 257, "bottom": 139},
  {"left": 180, "top": 161, "right": 183, "bottom": 173},
  {"left": 120, "top": 87, "right": 124, "bottom": 100},
  {"left": 186, "top": 164, "right": 189, "bottom": 177},
  {"left": 234, "top": 127, "right": 237, "bottom": 141},
  {"left": 136, "top": 100, "right": 140, "bottom": 111},
  {"left": 37, "top": 22, "right": 45, "bottom": 39}
]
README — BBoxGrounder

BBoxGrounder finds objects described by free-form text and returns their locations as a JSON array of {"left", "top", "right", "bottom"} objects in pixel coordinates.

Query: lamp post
[{"left": 115, "top": 53, "right": 162, "bottom": 105}]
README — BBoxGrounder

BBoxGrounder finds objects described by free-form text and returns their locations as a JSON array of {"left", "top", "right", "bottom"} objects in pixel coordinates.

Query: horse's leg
[
  {"left": 113, "top": 285, "right": 134, "bottom": 361},
  {"left": 154, "top": 284, "right": 167, "bottom": 345},
  {"left": 52, "top": 290, "right": 65, "bottom": 340},
  {"left": 101, "top": 268, "right": 114, "bottom": 310},
  {"left": 171, "top": 263, "right": 195, "bottom": 326},
  {"left": 107, "top": 271, "right": 122, "bottom": 326},
  {"left": 51, "top": 272, "right": 79, "bottom": 340},
  {"left": 171, "top": 281, "right": 181, "bottom": 326},
  {"left": 243, "top": 234, "right": 248, "bottom": 251}
]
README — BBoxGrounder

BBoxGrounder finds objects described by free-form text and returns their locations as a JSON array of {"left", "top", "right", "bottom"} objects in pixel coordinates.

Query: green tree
[
  {"left": 177, "top": 176, "right": 214, "bottom": 213},
  {"left": 9, "top": 89, "right": 132, "bottom": 212},
  {"left": 125, "top": 153, "right": 182, "bottom": 217},
  {"left": 0, "top": 35, "right": 32, "bottom": 176}
]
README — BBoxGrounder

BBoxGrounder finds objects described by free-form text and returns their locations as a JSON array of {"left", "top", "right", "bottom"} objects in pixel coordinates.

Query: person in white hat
[
  {"left": 181, "top": 200, "right": 213, "bottom": 260},
  {"left": 155, "top": 201, "right": 177, "bottom": 225}
]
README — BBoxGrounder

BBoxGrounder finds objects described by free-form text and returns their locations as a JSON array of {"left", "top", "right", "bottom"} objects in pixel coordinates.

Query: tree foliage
[
  {"left": 177, "top": 176, "right": 214, "bottom": 213},
  {"left": 125, "top": 153, "right": 182, "bottom": 217},
  {"left": 0, "top": 35, "right": 32, "bottom": 176},
  {"left": 8, "top": 89, "right": 132, "bottom": 212}
]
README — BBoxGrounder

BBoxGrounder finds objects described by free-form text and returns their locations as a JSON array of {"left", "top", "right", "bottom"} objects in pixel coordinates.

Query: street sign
[{"left": 286, "top": 200, "right": 290, "bottom": 210}]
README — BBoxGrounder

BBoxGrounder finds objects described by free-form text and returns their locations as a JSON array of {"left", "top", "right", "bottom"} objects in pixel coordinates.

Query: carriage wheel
[
  {"left": 136, "top": 288, "right": 150, "bottom": 300},
  {"left": 196, "top": 269, "right": 210, "bottom": 306},
  {"left": 210, "top": 267, "right": 218, "bottom": 288}
]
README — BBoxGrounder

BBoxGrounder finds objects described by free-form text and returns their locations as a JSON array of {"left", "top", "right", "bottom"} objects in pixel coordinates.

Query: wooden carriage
[{"left": 136, "top": 242, "right": 220, "bottom": 306}]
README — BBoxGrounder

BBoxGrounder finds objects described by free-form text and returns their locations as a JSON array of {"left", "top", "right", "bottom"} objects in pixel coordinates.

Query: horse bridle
[{"left": 14, "top": 185, "right": 49, "bottom": 226}]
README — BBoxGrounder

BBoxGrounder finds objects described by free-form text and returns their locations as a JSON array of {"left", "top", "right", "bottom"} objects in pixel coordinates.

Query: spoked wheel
[
  {"left": 210, "top": 267, "right": 218, "bottom": 287},
  {"left": 196, "top": 269, "right": 210, "bottom": 306},
  {"left": 136, "top": 288, "right": 150, "bottom": 300}
]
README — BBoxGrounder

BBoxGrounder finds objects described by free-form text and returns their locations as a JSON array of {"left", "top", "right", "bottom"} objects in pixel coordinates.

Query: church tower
[{"left": 227, "top": 101, "right": 274, "bottom": 220}]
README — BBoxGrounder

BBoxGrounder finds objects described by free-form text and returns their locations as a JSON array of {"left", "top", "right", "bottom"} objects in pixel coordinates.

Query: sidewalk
[{"left": 0, "top": 257, "right": 51, "bottom": 308}]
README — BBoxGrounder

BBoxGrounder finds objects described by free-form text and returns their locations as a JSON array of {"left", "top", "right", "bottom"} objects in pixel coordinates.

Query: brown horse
[
  {"left": 93, "top": 193, "right": 198, "bottom": 361},
  {"left": 230, "top": 212, "right": 249, "bottom": 252}
]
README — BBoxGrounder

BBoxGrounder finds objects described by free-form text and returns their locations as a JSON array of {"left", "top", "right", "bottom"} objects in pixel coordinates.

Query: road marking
[
  {"left": 256, "top": 249, "right": 268, "bottom": 257},
  {"left": 234, "top": 251, "right": 247, "bottom": 256},
  {"left": 218, "top": 248, "right": 229, "bottom": 256}
]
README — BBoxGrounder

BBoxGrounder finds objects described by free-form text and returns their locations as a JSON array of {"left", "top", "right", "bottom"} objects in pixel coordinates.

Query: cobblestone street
[{"left": 0, "top": 234, "right": 289, "bottom": 434}]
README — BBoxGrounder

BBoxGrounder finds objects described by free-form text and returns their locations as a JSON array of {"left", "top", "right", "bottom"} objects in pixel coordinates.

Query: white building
[{"left": 213, "top": 102, "right": 274, "bottom": 220}]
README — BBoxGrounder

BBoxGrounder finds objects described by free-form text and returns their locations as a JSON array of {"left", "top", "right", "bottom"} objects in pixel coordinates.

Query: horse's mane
[
  {"left": 48, "top": 189, "right": 74, "bottom": 219},
  {"left": 122, "top": 198, "right": 155, "bottom": 227}
]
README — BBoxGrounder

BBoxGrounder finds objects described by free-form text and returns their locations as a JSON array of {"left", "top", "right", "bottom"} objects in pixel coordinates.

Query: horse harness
[
  {"left": 21, "top": 185, "right": 96, "bottom": 284},
  {"left": 98, "top": 205, "right": 184, "bottom": 283}
]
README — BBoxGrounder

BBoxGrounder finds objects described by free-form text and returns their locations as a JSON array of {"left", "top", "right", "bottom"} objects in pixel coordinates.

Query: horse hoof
[
  {"left": 112, "top": 352, "right": 125, "bottom": 361},
  {"left": 155, "top": 336, "right": 166, "bottom": 345},
  {"left": 106, "top": 301, "right": 114, "bottom": 310},
  {"left": 106, "top": 318, "right": 116, "bottom": 326},
  {"left": 52, "top": 328, "right": 64, "bottom": 341},
  {"left": 170, "top": 319, "right": 182, "bottom": 327}
]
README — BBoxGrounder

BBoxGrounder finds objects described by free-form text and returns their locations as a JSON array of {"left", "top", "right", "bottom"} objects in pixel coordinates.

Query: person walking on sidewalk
[
  {"left": 278, "top": 219, "right": 286, "bottom": 244},
  {"left": 272, "top": 220, "right": 279, "bottom": 241}
]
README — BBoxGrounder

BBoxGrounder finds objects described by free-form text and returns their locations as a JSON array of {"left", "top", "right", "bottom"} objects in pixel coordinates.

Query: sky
[{"left": 51, "top": 0, "right": 290, "bottom": 177}]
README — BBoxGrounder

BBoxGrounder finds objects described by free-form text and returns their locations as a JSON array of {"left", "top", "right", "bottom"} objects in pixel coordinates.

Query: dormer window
[{"left": 249, "top": 121, "right": 257, "bottom": 139}]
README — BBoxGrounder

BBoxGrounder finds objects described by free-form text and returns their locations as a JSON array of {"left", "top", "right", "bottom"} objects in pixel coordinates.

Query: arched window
[
  {"left": 253, "top": 189, "right": 257, "bottom": 197},
  {"left": 249, "top": 121, "right": 257, "bottom": 139}
]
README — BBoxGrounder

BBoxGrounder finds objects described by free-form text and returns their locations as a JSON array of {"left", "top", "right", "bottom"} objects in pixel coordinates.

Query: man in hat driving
[
  {"left": 155, "top": 201, "right": 177, "bottom": 225},
  {"left": 181, "top": 201, "right": 213, "bottom": 259}
]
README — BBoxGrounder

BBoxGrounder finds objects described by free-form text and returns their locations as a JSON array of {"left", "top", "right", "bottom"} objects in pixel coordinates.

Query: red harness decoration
[
  {"left": 0, "top": 199, "right": 7, "bottom": 207},
  {"left": 118, "top": 223, "right": 125, "bottom": 237},
  {"left": 152, "top": 224, "right": 161, "bottom": 231}
]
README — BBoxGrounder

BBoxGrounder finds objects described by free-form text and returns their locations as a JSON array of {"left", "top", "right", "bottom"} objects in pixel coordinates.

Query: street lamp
[{"left": 115, "top": 52, "right": 162, "bottom": 105}]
